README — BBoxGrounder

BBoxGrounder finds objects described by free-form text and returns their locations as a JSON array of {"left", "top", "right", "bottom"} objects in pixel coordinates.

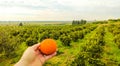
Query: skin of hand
[{"left": 15, "top": 43, "right": 57, "bottom": 66}]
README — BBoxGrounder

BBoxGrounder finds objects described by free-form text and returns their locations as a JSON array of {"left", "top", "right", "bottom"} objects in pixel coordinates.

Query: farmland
[{"left": 0, "top": 21, "right": 120, "bottom": 66}]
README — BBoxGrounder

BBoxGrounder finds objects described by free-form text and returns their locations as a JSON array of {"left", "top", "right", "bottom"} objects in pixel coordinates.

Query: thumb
[{"left": 45, "top": 52, "right": 57, "bottom": 60}]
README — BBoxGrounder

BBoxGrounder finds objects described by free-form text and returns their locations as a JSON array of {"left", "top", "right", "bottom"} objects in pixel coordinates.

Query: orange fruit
[{"left": 39, "top": 39, "right": 57, "bottom": 55}]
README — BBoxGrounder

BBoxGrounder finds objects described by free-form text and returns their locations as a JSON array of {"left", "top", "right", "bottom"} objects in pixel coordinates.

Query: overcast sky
[{"left": 0, "top": 0, "right": 120, "bottom": 21}]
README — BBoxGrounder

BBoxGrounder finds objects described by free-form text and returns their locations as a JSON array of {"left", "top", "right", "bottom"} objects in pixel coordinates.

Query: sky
[{"left": 0, "top": 0, "right": 120, "bottom": 21}]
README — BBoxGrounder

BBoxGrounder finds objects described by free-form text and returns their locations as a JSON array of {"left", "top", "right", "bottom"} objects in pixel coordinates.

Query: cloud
[{"left": 0, "top": 0, "right": 120, "bottom": 21}]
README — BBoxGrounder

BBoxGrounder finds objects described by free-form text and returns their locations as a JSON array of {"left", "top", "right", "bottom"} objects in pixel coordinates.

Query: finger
[
  {"left": 45, "top": 52, "right": 57, "bottom": 60},
  {"left": 31, "top": 43, "right": 40, "bottom": 50}
]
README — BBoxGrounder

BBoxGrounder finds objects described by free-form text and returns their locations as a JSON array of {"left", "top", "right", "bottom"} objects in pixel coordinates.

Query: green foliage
[
  {"left": 92, "top": 21, "right": 108, "bottom": 24},
  {"left": 71, "top": 26, "right": 106, "bottom": 66},
  {"left": 0, "top": 30, "right": 20, "bottom": 59},
  {"left": 70, "top": 31, "right": 84, "bottom": 42},
  {"left": 19, "top": 22, "right": 23, "bottom": 26},
  {"left": 108, "top": 19, "right": 120, "bottom": 23},
  {"left": 26, "top": 37, "right": 38, "bottom": 46},
  {"left": 49, "top": 31, "right": 60, "bottom": 40},
  {"left": 71, "top": 52, "right": 105, "bottom": 66},
  {"left": 3, "top": 23, "right": 120, "bottom": 66},
  {"left": 108, "top": 24, "right": 120, "bottom": 49},
  {"left": 39, "top": 32, "right": 50, "bottom": 41},
  {"left": 72, "top": 19, "right": 87, "bottom": 25},
  {"left": 59, "top": 35, "right": 72, "bottom": 46}
]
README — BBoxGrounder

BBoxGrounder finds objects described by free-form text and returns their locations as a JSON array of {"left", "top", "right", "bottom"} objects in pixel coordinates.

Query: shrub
[
  {"left": 59, "top": 35, "right": 72, "bottom": 46},
  {"left": 26, "top": 37, "right": 38, "bottom": 46}
]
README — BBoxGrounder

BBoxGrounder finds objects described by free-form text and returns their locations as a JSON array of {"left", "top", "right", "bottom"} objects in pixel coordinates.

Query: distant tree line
[
  {"left": 92, "top": 21, "right": 108, "bottom": 24},
  {"left": 72, "top": 19, "right": 87, "bottom": 25},
  {"left": 108, "top": 19, "right": 120, "bottom": 22}
]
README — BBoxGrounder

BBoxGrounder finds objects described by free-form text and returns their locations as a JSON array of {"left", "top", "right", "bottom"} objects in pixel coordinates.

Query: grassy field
[{"left": 0, "top": 21, "right": 72, "bottom": 26}]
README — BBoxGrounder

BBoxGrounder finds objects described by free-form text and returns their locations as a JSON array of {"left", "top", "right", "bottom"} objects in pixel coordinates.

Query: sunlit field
[{"left": 0, "top": 20, "right": 120, "bottom": 66}]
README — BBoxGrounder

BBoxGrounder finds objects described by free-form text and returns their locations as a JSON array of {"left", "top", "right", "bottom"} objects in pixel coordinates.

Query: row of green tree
[
  {"left": 92, "top": 21, "right": 108, "bottom": 24},
  {"left": 10, "top": 24, "right": 96, "bottom": 46},
  {"left": 108, "top": 24, "right": 120, "bottom": 49},
  {"left": 72, "top": 19, "right": 87, "bottom": 25},
  {"left": 60, "top": 25, "right": 97, "bottom": 46},
  {"left": 0, "top": 24, "right": 96, "bottom": 60},
  {"left": 71, "top": 26, "right": 107, "bottom": 66},
  {"left": 108, "top": 19, "right": 120, "bottom": 22}
]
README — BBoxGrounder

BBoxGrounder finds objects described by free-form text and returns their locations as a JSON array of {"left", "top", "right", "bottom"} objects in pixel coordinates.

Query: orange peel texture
[{"left": 39, "top": 39, "right": 57, "bottom": 55}]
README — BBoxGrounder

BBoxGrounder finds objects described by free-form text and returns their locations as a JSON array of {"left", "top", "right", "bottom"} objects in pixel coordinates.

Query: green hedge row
[
  {"left": 108, "top": 24, "right": 120, "bottom": 49},
  {"left": 71, "top": 26, "right": 106, "bottom": 66}
]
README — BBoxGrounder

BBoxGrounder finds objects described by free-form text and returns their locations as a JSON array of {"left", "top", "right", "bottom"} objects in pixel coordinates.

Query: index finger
[{"left": 31, "top": 43, "right": 40, "bottom": 50}]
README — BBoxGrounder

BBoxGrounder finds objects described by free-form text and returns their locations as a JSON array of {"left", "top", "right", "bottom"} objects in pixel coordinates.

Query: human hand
[{"left": 15, "top": 43, "right": 57, "bottom": 66}]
